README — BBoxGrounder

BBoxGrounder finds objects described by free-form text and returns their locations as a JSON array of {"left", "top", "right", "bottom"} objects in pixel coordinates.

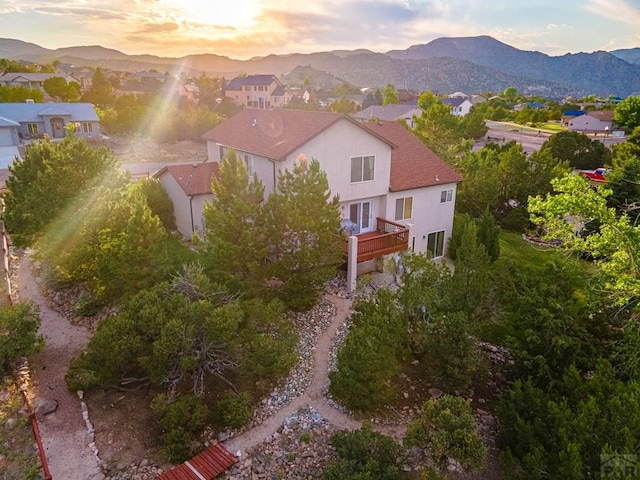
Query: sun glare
[{"left": 171, "top": 0, "right": 259, "bottom": 26}]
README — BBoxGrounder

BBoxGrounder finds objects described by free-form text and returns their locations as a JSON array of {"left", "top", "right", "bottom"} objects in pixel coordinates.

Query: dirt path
[
  {"left": 17, "top": 252, "right": 105, "bottom": 480},
  {"left": 224, "top": 293, "right": 404, "bottom": 455}
]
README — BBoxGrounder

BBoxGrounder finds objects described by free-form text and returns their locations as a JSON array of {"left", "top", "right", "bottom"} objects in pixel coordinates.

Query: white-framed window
[
  {"left": 82, "top": 122, "right": 93, "bottom": 133},
  {"left": 26, "top": 123, "right": 39, "bottom": 135},
  {"left": 440, "top": 189, "right": 453, "bottom": 203},
  {"left": 395, "top": 196, "right": 413, "bottom": 221},
  {"left": 350, "top": 155, "right": 375, "bottom": 183},
  {"left": 427, "top": 230, "right": 445, "bottom": 258}
]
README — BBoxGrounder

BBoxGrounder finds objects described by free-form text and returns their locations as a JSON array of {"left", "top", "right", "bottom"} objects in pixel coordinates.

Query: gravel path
[
  {"left": 17, "top": 252, "right": 105, "bottom": 480},
  {"left": 225, "top": 293, "right": 375, "bottom": 455}
]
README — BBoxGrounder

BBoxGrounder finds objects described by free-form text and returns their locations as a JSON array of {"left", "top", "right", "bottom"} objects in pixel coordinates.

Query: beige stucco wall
[
  {"left": 157, "top": 172, "right": 213, "bottom": 239},
  {"left": 385, "top": 183, "right": 458, "bottom": 256}
]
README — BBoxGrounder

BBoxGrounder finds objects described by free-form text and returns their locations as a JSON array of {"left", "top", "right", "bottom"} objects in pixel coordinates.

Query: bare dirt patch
[{"left": 90, "top": 136, "right": 208, "bottom": 164}]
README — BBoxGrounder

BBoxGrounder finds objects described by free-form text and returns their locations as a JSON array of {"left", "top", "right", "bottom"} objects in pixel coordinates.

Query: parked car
[{"left": 580, "top": 167, "right": 608, "bottom": 183}]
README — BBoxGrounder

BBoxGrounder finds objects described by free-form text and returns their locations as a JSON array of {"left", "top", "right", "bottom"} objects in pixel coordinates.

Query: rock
[
  {"left": 34, "top": 398, "right": 58, "bottom": 416},
  {"left": 480, "top": 415, "right": 496, "bottom": 427},
  {"left": 428, "top": 388, "right": 443, "bottom": 399},
  {"left": 4, "top": 418, "right": 17, "bottom": 430},
  {"left": 140, "top": 459, "right": 149, "bottom": 467}
]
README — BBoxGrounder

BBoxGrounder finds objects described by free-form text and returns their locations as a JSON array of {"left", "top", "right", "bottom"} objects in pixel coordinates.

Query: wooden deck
[
  {"left": 344, "top": 217, "right": 409, "bottom": 263},
  {"left": 157, "top": 443, "right": 237, "bottom": 480}
]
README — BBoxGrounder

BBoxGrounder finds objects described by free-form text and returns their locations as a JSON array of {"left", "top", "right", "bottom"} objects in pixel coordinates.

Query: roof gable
[
  {"left": 202, "top": 108, "right": 395, "bottom": 161},
  {"left": 354, "top": 104, "right": 420, "bottom": 122},
  {"left": 362, "top": 120, "right": 463, "bottom": 191},
  {"left": 226, "top": 74, "right": 279, "bottom": 90},
  {"left": 155, "top": 162, "right": 219, "bottom": 196}
]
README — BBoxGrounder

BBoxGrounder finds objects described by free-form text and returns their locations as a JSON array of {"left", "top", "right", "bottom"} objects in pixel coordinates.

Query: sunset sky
[{"left": 0, "top": 0, "right": 639, "bottom": 59}]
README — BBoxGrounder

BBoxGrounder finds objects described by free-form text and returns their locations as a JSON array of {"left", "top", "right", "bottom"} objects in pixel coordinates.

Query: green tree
[
  {"left": 136, "top": 177, "right": 176, "bottom": 231},
  {"left": 43, "top": 76, "right": 80, "bottom": 101},
  {"left": 201, "top": 149, "right": 266, "bottom": 295},
  {"left": 477, "top": 208, "right": 500, "bottom": 262},
  {"left": 461, "top": 109, "right": 488, "bottom": 139},
  {"left": 329, "top": 289, "right": 406, "bottom": 410},
  {"left": 529, "top": 174, "right": 640, "bottom": 306},
  {"left": 405, "top": 395, "right": 487, "bottom": 472},
  {"left": 81, "top": 67, "right": 114, "bottom": 107},
  {"left": 450, "top": 221, "right": 490, "bottom": 323},
  {"left": 324, "top": 425, "right": 405, "bottom": 480},
  {"left": 261, "top": 158, "right": 343, "bottom": 309},
  {"left": 383, "top": 83, "right": 399, "bottom": 105},
  {"left": 541, "top": 130, "right": 611, "bottom": 170},
  {"left": 330, "top": 95, "right": 358, "bottom": 114},
  {"left": 614, "top": 95, "right": 640, "bottom": 130},
  {"left": 0, "top": 85, "right": 44, "bottom": 103},
  {"left": 0, "top": 303, "right": 43, "bottom": 375},
  {"left": 3, "top": 132, "right": 122, "bottom": 247},
  {"left": 413, "top": 92, "right": 470, "bottom": 162}
]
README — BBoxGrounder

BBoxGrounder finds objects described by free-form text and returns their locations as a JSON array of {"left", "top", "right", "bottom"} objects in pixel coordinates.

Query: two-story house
[
  {"left": 225, "top": 75, "right": 288, "bottom": 109},
  {"left": 198, "top": 108, "right": 462, "bottom": 283}
]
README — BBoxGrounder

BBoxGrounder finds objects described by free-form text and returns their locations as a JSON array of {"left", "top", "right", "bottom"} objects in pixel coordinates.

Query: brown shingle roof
[
  {"left": 202, "top": 108, "right": 394, "bottom": 161},
  {"left": 155, "top": 162, "right": 219, "bottom": 196},
  {"left": 587, "top": 110, "right": 614, "bottom": 122},
  {"left": 363, "top": 120, "right": 463, "bottom": 191}
]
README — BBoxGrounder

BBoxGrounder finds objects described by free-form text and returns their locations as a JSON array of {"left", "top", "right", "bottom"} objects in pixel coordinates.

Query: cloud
[
  {"left": 134, "top": 21, "right": 180, "bottom": 34},
  {"left": 585, "top": 0, "right": 640, "bottom": 25}
]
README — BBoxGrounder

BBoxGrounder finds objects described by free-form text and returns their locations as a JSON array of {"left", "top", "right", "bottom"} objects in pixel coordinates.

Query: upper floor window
[
  {"left": 440, "top": 189, "right": 453, "bottom": 203},
  {"left": 395, "top": 197, "right": 413, "bottom": 221},
  {"left": 26, "top": 123, "right": 38, "bottom": 135},
  {"left": 351, "top": 155, "right": 375, "bottom": 183}
]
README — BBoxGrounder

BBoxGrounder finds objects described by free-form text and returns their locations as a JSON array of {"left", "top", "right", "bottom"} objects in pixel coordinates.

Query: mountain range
[{"left": 2, "top": 35, "right": 640, "bottom": 98}]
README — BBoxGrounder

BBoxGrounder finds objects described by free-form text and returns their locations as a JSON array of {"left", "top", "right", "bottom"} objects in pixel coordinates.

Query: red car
[{"left": 580, "top": 167, "right": 608, "bottom": 182}]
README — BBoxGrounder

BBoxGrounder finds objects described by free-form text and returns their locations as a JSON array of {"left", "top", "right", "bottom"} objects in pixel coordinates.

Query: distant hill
[
  {"left": 2, "top": 36, "right": 640, "bottom": 97},
  {"left": 611, "top": 47, "right": 640, "bottom": 65}
]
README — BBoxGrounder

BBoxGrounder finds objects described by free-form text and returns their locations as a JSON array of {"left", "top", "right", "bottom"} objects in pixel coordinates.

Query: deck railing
[{"left": 344, "top": 217, "right": 409, "bottom": 263}]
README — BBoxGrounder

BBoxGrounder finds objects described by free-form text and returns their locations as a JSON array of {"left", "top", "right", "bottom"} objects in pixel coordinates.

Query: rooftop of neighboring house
[
  {"left": 272, "top": 84, "right": 288, "bottom": 96},
  {"left": 363, "top": 120, "right": 463, "bottom": 191},
  {"left": 448, "top": 91, "right": 469, "bottom": 99},
  {"left": 0, "top": 72, "right": 60, "bottom": 82},
  {"left": 354, "top": 104, "right": 420, "bottom": 122},
  {"left": 562, "top": 110, "right": 585, "bottom": 117},
  {"left": 202, "top": 108, "right": 394, "bottom": 161},
  {"left": 226, "top": 74, "right": 280, "bottom": 90},
  {"left": 155, "top": 162, "right": 220, "bottom": 196},
  {"left": 442, "top": 97, "right": 469, "bottom": 108},
  {"left": 0, "top": 115, "right": 20, "bottom": 128},
  {"left": 585, "top": 110, "right": 614, "bottom": 121},
  {"left": 0, "top": 103, "right": 99, "bottom": 122}
]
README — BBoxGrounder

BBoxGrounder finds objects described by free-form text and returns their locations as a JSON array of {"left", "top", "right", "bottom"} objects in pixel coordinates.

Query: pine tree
[{"left": 261, "top": 158, "right": 342, "bottom": 309}]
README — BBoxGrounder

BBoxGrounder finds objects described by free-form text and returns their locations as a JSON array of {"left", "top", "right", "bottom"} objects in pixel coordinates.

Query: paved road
[{"left": 475, "top": 121, "right": 626, "bottom": 154}]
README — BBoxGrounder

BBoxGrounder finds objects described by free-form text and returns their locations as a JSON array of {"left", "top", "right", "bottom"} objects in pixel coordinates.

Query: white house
[
  {"left": 154, "top": 162, "right": 220, "bottom": 238},
  {"left": 567, "top": 110, "right": 613, "bottom": 134},
  {"left": 442, "top": 97, "right": 473, "bottom": 116},
  {"left": 200, "top": 109, "right": 462, "bottom": 274}
]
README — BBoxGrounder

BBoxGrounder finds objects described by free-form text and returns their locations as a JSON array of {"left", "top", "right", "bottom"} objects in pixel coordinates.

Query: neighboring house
[
  {"left": 225, "top": 74, "right": 284, "bottom": 109},
  {"left": 200, "top": 108, "right": 462, "bottom": 280},
  {"left": 513, "top": 101, "right": 545, "bottom": 111},
  {"left": 0, "top": 115, "right": 21, "bottom": 168},
  {"left": 271, "top": 84, "right": 293, "bottom": 108},
  {"left": 561, "top": 110, "right": 585, "bottom": 127},
  {"left": 353, "top": 104, "right": 422, "bottom": 128},
  {"left": 0, "top": 103, "right": 101, "bottom": 141},
  {"left": 55, "top": 63, "right": 95, "bottom": 90},
  {"left": 442, "top": 97, "right": 473, "bottom": 116},
  {"left": 154, "top": 162, "right": 220, "bottom": 238},
  {"left": 566, "top": 110, "right": 614, "bottom": 134},
  {"left": 0, "top": 72, "right": 79, "bottom": 96},
  {"left": 471, "top": 94, "right": 487, "bottom": 105},
  {"left": 448, "top": 91, "right": 470, "bottom": 99}
]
